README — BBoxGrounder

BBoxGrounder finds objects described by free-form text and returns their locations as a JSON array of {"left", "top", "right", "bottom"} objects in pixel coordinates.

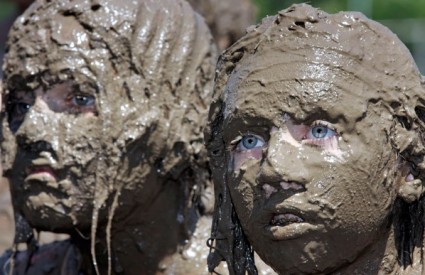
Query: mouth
[
  {"left": 270, "top": 213, "right": 304, "bottom": 226},
  {"left": 25, "top": 165, "right": 58, "bottom": 187},
  {"left": 265, "top": 212, "right": 319, "bottom": 240},
  {"left": 24, "top": 151, "right": 59, "bottom": 181},
  {"left": 262, "top": 181, "right": 306, "bottom": 227},
  {"left": 263, "top": 199, "right": 322, "bottom": 241}
]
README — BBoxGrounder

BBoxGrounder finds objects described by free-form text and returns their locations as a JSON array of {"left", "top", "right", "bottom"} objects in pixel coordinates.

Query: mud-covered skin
[
  {"left": 206, "top": 4, "right": 425, "bottom": 275},
  {"left": 7, "top": 81, "right": 101, "bottom": 231},
  {"left": 2, "top": 0, "right": 216, "bottom": 274},
  {"left": 0, "top": 83, "right": 68, "bottom": 256},
  {"left": 187, "top": 0, "right": 256, "bottom": 50}
]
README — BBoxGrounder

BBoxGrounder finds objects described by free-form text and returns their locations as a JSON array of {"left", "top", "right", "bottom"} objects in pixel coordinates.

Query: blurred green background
[
  {"left": 0, "top": 0, "right": 424, "bottom": 73},
  {"left": 0, "top": 1, "right": 14, "bottom": 20}
]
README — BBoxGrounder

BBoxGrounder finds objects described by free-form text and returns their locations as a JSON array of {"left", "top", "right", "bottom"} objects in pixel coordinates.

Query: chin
[
  {"left": 260, "top": 245, "right": 356, "bottom": 275},
  {"left": 22, "top": 205, "right": 92, "bottom": 234}
]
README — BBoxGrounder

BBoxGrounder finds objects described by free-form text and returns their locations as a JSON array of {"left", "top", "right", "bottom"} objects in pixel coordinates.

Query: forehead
[
  {"left": 4, "top": 3, "right": 113, "bottom": 91},
  {"left": 223, "top": 49, "right": 378, "bottom": 124}
]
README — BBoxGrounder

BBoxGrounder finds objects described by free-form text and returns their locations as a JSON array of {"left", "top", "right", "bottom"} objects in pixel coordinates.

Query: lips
[
  {"left": 25, "top": 165, "right": 57, "bottom": 186},
  {"left": 262, "top": 182, "right": 307, "bottom": 227},
  {"left": 270, "top": 213, "right": 304, "bottom": 226},
  {"left": 28, "top": 166, "right": 55, "bottom": 174},
  {"left": 265, "top": 207, "right": 320, "bottom": 240},
  {"left": 261, "top": 184, "right": 323, "bottom": 240}
]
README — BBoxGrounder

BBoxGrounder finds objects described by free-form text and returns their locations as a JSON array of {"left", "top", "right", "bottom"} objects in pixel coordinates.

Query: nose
[
  {"left": 14, "top": 97, "right": 59, "bottom": 153},
  {"left": 257, "top": 127, "right": 309, "bottom": 188}
]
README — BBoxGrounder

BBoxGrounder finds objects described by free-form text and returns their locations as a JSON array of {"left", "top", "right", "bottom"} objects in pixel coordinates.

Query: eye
[
  {"left": 309, "top": 125, "right": 335, "bottom": 139},
  {"left": 72, "top": 94, "right": 95, "bottom": 107},
  {"left": 302, "top": 122, "right": 338, "bottom": 150},
  {"left": 8, "top": 101, "right": 33, "bottom": 133},
  {"left": 237, "top": 134, "right": 265, "bottom": 151},
  {"left": 233, "top": 134, "right": 265, "bottom": 170},
  {"left": 14, "top": 102, "right": 32, "bottom": 115}
]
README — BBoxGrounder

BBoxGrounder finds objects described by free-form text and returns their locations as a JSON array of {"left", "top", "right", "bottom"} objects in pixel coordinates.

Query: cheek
[
  {"left": 1, "top": 120, "right": 17, "bottom": 172},
  {"left": 311, "top": 159, "right": 396, "bottom": 232},
  {"left": 233, "top": 148, "right": 262, "bottom": 170},
  {"left": 61, "top": 116, "right": 102, "bottom": 165},
  {"left": 227, "top": 157, "right": 260, "bottom": 224}
]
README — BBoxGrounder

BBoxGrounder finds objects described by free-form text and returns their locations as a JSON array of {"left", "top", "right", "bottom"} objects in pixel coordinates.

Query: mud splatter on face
[
  {"left": 6, "top": 81, "right": 101, "bottom": 231},
  {"left": 2, "top": 0, "right": 216, "bottom": 273},
  {"left": 206, "top": 4, "right": 425, "bottom": 274}
]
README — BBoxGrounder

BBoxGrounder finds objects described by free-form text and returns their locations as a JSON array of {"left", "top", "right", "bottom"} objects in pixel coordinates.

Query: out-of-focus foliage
[
  {"left": 252, "top": 0, "right": 425, "bottom": 20},
  {"left": 0, "top": 2, "right": 15, "bottom": 21},
  {"left": 252, "top": 0, "right": 348, "bottom": 20},
  {"left": 373, "top": 0, "right": 425, "bottom": 19}
]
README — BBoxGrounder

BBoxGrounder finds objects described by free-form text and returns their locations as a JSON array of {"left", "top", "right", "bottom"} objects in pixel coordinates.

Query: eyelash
[
  {"left": 65, "top": 93, "right": 96, "bottom": 114},
  {"left": 9, "top": 92, "right": 95, "bottom": 116},
  {"left": 233, "top": 133, "right": 266, "bottom": 152},
  {"left": 231, "top": 120, "right": 338, "bottom": 154},
  {"left": 302, "top": 121, "right": 338, "bottom": 148}
]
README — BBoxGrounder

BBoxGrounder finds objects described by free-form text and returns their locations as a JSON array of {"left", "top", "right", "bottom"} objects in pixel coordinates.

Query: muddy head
[
  {"left": 2, "top": 0, "right": 216, "bottom": 272},
  {"left": 206, "top": 4, "right": 425, "bottom": 274}
]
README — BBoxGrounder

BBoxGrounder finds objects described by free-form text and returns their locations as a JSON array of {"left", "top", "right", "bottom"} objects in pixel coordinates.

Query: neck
[
  {"left": 332, "top": 221, "right": 423, "bottom": 275},
  {"left": 330, "top": 226, "right": 396, "bottom": 274},
  {"left": 112, "top": 180, "right": 184, "bottom": 275},
  {"left": 73, "top": 178, "right": 211, "bottom": 275}
]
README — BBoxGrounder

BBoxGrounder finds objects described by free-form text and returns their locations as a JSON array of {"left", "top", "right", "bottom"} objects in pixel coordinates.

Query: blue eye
[
  {"left": 72, "top": 94, "right": 95, "bottom": 106},
  {"left": 239, "top": 135, "right": 265, "bottom": 150},
  {"left": 309, "top": 125, "right": 335, "bottom": 139}
]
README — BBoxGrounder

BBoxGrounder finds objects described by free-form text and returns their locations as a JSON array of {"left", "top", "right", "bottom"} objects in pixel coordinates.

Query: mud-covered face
[
  {"left": 222, "top": 56, "right": 399, "bottom": 273},
  {"left": 4, "top": 81, "right": 102, "bottom": 232}
]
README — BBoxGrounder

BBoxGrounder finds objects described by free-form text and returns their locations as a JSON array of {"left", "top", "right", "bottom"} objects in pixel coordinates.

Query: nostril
[
  {"left": 262, "top": 183, "right": 278, "bottom": 199},
  {"left": 34, "top": 141, "right": 52, "bottom": 152},
  {"left": 280, "top": 181, "right": 306, "bottom": 191},
  {"left": 16, "top": 135, "right": 53, "bottom": 153},
  {"left": 257, "top": 158, "right": 284, "bottom": 183}
]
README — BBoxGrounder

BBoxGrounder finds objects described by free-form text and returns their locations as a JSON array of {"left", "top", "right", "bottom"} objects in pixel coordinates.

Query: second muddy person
[{"left": 0, "top": 0, "right": 216, "bottom": 274}]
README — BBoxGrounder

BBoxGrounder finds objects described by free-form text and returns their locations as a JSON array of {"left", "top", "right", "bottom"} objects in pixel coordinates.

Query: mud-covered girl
[
  {"left": 0, "top": 0, "right": 216, "bottom": 274},
  {"left": 206, "top": 4, "right": 425, "bottom": 274}
]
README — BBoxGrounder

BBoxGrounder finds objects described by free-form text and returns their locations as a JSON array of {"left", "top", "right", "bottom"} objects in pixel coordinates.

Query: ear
[{"left": 397, "top": 164, "right": 424, "bottom": 203}]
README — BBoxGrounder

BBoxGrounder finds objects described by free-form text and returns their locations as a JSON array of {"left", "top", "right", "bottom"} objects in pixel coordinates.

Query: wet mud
[
  {"left": 1, "top": 0, "right": 217, "bottom": 273},
  {"left": 206, "top": 4, "right": 425, "bottom": 274}
]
